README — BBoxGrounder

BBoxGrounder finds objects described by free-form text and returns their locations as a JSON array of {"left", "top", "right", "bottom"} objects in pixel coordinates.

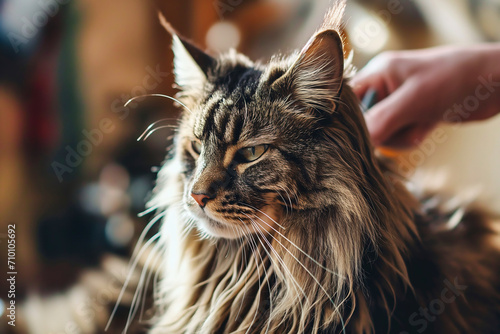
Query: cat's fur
[{"left": 148, "top": 2, "right": 500, "bottom": 333}]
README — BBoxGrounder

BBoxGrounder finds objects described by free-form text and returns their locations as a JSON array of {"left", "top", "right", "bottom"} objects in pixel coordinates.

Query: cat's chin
[
  {"left": 185, "top": 206, "right": 243, "bottom": 239},
  {"left": 193, "top": 208, "right": 279, "bottom": 240},
  {"left": 195, "top": 218, "right": 245, "bottom": 239},
  {"left": 185, "top": 200, "right": 280, "bottom": 239}
]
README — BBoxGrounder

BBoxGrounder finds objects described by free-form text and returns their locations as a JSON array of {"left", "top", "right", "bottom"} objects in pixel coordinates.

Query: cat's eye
[
  {"left": 238, "top": 144, "right": 269, "bottom": 162},
  {"left": 191, "top": 140, "right": 202, "bottom": 155}
]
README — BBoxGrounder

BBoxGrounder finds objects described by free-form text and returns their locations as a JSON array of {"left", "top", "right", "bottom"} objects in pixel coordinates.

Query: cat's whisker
[
  {"left": 130, "top": 211, "right": 166, "bottom": 262},
  {"left": 237, "top": 202, "right": 285, "bottom": 230},
  {"left": 234, "top": 253, "right": 248, "bottom": 321},
  {"left": 247, "top": 219, "right": 308, "bottom": 321},
  {"left": 247, "top": 215, "right": 348, "bottom": 334},
  {"left": 274, "top": 189, "right": 290, "bottom": 215},
  {"left": 249, "top": 213, "right": 348, "bottom": 333},
  {"left": 244, "top": 221, "right": 273, "bottom": 334},
  {"left": 245, "top": 218, "right": 310, "bottom": 333},
  {"left": 139, "top": 242, "right": 165, "bottom": 322},
  {"left": 127, "top": 239, "right": 163, "bottom": 328},
  {"left": 124, "top": 243, "right": 161, "bottom": 331},
  {"left": 276, "top": 191, "right": 288, "bottom": 214},
  {"left": 124, "top": 93, "right": 193, "bottom": 114},
  {"left": 137, "top": 119, "right": 179, "bottom": 141},
  {"left": 253, "top": 213, "right": 343, "bottom": 278},
  {"left": 106, "top": 232, "right": 160, "bottom": 332},
  {"left": 238, "top": 207, "right": 343, "bottom": 278},
  {"left": 245, "top": 213, "right": 326, "bottom": 288},
  {"left": 244, "top": 217, "right": 302, "bottom": 292},
  {"left": 242, "top": 224, "right": 262, "bottom": 334},
  {"left": 151, "top": 248, "right": 163, "bottom": 310},
  {"left": 138, "top": 204, "right": 160, "bottom": 217},
  {"left": 286, "top": 184, "right": 300, "bottom": 206},
  {"left": 139, "top": 125, "right": 178, "bottom": 141},
  {"left": 277, "top": 185, "right": 294, "bottom": 212},
  {"left": 233, "top": 222, "right": 253, "bottom": 324},
  {"left": 254, "top": 224, "right": 309, "bottom": 317},
  {"left": 184, "top": 218, "right": 197, "bottom": 237}
]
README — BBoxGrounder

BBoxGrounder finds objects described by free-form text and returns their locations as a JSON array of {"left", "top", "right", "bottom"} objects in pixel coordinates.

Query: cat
[{"left": 146, "top": 2, "right": 500, "bottom": 333}]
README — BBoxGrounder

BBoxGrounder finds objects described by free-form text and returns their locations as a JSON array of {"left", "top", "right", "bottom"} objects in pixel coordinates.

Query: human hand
[{"left": 350, "top": 44, "right": 500, "bottom": 148}]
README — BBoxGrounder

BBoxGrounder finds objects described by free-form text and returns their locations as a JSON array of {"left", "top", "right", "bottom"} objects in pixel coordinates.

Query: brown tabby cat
[{"left": 146, "top": 2, "right": 500, "bottom": 333}]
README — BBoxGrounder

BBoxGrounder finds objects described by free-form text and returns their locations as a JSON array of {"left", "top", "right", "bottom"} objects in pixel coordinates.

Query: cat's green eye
[
  {"left": 191, "top": 140, "right": 202, "bottom": 155},
  {"left": 239, "top": 144, "right": 269, "bottom": 162}
]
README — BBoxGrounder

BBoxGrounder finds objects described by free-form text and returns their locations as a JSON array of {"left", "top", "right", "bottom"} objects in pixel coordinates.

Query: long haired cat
[{"left": 147, "top": 2, "right": 500, "bottom": 333}]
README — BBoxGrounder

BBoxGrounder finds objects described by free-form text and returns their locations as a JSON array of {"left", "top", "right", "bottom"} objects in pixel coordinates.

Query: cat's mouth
[
  {"left": 198, "top": 216, "right": 249, "bottom": 239},
  {"left": 188, "top": 205, "right": 256, "bottom": 239},
  {"left": 185, "top": 195, "right": 281, "bottom": 239}
]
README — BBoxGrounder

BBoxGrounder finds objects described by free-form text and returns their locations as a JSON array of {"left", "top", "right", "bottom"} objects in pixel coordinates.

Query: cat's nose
[{"left": 191, "top": 193, "right": 214, "bottom": 208}]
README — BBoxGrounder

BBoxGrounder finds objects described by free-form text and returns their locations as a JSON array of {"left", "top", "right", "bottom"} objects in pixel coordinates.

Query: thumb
[
  {"left": 350, "top": 71, "right": 384, "bottom": 99},
  {"left": 364, "top": 81, "right": 420, "bottom": 146},
  {"left": 350, "top": 54, "right": 392, "bottom": 98}
]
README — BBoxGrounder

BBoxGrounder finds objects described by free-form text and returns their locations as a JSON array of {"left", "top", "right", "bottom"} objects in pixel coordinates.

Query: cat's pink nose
[{"left": 191, "top": 193, "right": 213, "bottom": 208}]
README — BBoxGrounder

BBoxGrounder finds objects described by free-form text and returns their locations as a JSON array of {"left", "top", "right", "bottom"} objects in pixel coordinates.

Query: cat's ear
[
  {"left": 159, "top": 13, "right": 215, "bottom": 92},
  {"left": 274, "top": 29, "right": 344, "bottom": 113}
]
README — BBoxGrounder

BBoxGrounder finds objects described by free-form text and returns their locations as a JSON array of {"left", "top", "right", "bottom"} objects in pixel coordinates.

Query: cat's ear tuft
[
  {"left": 158, "top": 13, "right": 215, "bottom": 93},
  {"left": 275, "top": 29, "right": 344, "bottom": 113}
]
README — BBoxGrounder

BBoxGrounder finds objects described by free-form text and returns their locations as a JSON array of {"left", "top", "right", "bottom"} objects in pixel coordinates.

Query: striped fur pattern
[{"left": 148, "top": 2, "right": 500, "bottom": 333}]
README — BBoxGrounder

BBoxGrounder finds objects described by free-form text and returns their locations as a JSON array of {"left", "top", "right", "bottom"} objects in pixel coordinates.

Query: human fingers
[{"left": 364, "top": 79, "right": 423, "bottom": 146}]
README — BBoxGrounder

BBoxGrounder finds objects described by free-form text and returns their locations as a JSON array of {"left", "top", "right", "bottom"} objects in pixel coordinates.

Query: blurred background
[{"left": 0, "top": 0, "right": 499, "bottom": 333}]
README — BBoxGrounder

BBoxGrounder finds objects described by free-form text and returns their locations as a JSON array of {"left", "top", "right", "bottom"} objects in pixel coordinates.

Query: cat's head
[{"left": 161, "top": 10, "right": 372, "bottom": 240}]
